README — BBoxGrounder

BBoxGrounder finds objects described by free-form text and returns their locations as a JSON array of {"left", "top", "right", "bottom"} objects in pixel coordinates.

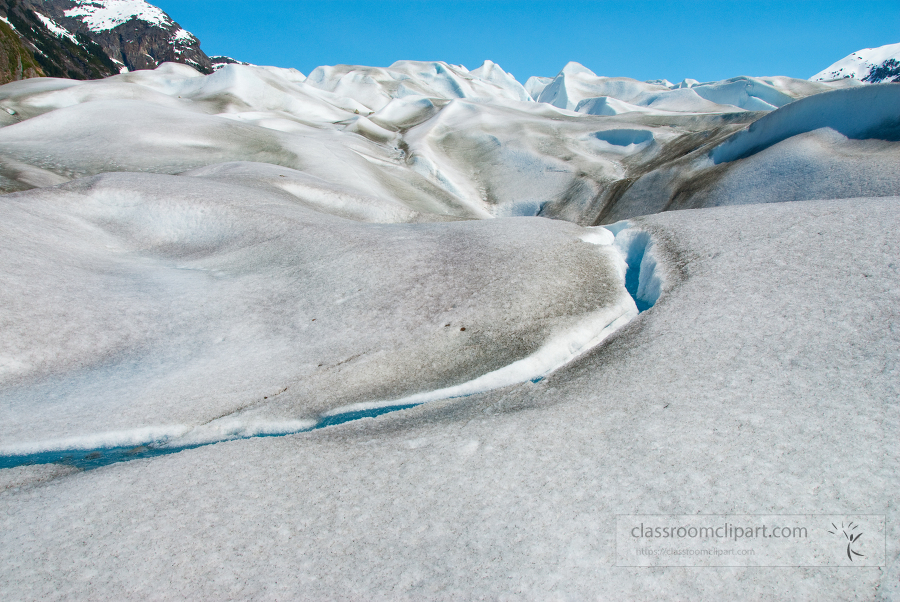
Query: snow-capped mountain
[
  {"left": 810, "top": 41, "right": 900, "bottom": 83},
  {"left": 0, "top": 0, "right": 211, "bottom": 83}
]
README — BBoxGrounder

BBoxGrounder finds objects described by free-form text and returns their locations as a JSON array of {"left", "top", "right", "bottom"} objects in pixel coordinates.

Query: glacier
[{"left": 0, "top": 55, "right": 898, "bottom": 600}]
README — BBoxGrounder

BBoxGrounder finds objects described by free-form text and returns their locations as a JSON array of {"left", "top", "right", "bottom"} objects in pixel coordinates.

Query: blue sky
[{"left": 155, "top": 0, "right": 899, "bottom": 83}]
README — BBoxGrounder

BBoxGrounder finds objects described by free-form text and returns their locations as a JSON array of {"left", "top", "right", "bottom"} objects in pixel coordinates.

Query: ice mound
[
  {"left": 574, "top": 96, "right": 655, "bottom": 116},
  {"left": 711, "top": 83, "right": 900, "bottom": 163},
  {"left": 0, "top": 172, "right": 636, "bottom": 448},
  {"left": 582, "top": 82, "right": 900, "bottom": 223},
  {"left": 536, "top": 62, "right": 671, "bottom": 111},
  {"left": 369, "top": 95, "right": 442, "bottom": 130},
  {"left": 2, "top": 61, "right": 884, "bottom": 229}
]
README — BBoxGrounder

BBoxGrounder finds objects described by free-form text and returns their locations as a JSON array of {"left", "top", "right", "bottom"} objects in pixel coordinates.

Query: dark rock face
[
  {"left": 863, "top": 58, "right": 900, "bottom": 84},
  {"left": 210, "top": 55, "right": 251, "bottom": 71},
  {"left": 0, "top": 0, "right": 212, "bottom": 83},
  {"left": 75, "top": 17, "right": 211, "bottom": 73},
  {"left": 1, "top": 0, "right": 118, "bottom": 80}
]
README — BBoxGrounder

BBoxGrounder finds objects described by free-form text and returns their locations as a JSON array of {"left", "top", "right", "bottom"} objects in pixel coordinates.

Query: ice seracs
[
  {"left": 304, "top": 59, "right": 531, "bottom": 111},
  {"left": 529, "top": 61, "right": 847, "bottom": 115}
]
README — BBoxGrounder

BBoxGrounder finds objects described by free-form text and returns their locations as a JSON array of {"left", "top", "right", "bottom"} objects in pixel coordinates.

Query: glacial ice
[
  {"left": 0, "top": 55, "right": 898, "bottom": 600},
  {"left": 711, "top": 83, "right": 900, "bottom": 163}
]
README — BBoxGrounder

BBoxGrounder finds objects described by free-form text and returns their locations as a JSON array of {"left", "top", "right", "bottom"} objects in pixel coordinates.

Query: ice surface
[
  {"left": 0, "top": 171, "right": 631, "bottom": 447},
  {"left": 711, "top": 83, "right": 900, "bottom": 164},
  {"left": 591, "top": 83, "right": 900, "bottom": 223},
  {"left": 0, "top": 58, "right": 899, "bottom": 599},
  {"left": 0, "top": 197, "right": 895, "bottom": 599},
  {"left": 524, "top": 75, "right": 552, "bottom": 99},
  {"left": 0, "top": 464, "right": 79, "bottom": 493},
  {"left": 0, "top": 62, "right": 885, "bottom": 225}
]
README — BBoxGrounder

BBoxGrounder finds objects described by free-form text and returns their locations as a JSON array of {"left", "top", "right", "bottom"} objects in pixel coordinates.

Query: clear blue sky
[{"left": 155, "top": 0, "right": 899, "bottom": 83}]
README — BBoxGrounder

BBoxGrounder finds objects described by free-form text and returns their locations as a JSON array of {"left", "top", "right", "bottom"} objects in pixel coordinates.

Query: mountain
[
  {"left": 0, "top": 0, "right": 211, "bottom": 83},
  {"left": 810, "top": 41, "right": 900, "bottom": 83}
]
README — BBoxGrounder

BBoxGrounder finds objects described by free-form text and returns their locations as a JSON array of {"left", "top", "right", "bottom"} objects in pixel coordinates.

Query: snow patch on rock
[
  {"left": 64, "top": 0, "right": 173, "bottom": 33},
  {"left": 33, "top": 12, "right": 78, "bottom": 43}
]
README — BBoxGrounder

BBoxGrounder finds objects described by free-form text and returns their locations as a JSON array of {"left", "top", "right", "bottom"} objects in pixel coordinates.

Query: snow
[
  {"left": 63, "top": 0, "right": 173, "bottom": 33},
  {"left": 0, "top": 56, "right": 898, "bottom": 599},
  {"left": 33, "top": 13, "right": 78, "bottom": 44},
  {"left": 210, "top": 56, "right": 253, "bottom": 71},
  {"left": 811, "top": 41, "right": 900, "bottom": 82},
  {"left": 171, "top": 27, "right": 193, "bottom": 43}
]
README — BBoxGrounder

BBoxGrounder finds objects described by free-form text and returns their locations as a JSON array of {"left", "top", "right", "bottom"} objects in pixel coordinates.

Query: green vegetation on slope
[{"left": 0, "top": 18, "right": 43, "bottom": 84}]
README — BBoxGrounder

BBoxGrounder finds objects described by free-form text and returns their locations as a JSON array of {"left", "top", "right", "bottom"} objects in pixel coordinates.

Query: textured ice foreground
[
  {"left": 0, "top": 60, "right": 899, "bottom": 600},
  {"left": 1, "top": 197, "right": 897, "bottom": 600}
]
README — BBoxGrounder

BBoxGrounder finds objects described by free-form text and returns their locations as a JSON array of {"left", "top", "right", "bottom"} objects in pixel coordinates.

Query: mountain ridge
[{"left": 0, "top": 0, "right": 211, "bottom": 83}]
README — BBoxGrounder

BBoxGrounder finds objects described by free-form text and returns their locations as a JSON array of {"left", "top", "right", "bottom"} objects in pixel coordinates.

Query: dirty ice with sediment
[{"left": 0, "top": 48, "right": 899, "bottom": 600}]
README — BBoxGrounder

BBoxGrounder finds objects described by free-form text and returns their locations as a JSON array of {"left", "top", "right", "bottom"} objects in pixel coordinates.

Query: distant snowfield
[
  {"left": 63, "top": 0, "right": 173, "bottom": 32},
  {"left": 0, "top": 58, "right": 898, "bottom": 600}
]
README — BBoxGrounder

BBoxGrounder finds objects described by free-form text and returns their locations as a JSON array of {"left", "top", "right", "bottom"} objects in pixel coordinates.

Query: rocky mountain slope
[
  {"left": 0, "top": 0, "right": 211, "bottom": 84},
  {"left": 0, "top": 13, "right": 44, "bottom": 82}
]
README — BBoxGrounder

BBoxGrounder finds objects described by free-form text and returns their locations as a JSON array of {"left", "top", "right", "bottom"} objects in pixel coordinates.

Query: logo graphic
[{"left": 827, "top": 521, "right": 865, "bottom": 561}]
